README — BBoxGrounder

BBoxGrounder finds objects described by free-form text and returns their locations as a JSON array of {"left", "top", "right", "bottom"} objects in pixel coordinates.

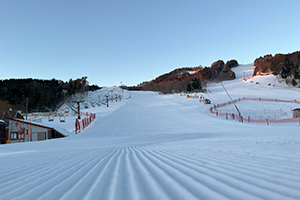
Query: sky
[{"left": 0, "top": 0, "right": 299, "bottom": 87}]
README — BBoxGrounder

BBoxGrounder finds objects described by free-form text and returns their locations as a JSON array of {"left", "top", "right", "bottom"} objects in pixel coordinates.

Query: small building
[
  {"left": 57, "top": 102, "right": 78, "bottom": 117},
  {"left": 293, "top": 108, "right": 300, "bottom": 118},
  {"left": 4, "top": 117, "right": 67, "bottom": 144}
]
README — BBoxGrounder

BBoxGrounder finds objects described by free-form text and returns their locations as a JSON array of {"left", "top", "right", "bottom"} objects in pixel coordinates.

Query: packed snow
[{"left": 0, "top": 64, "right": 300, "bottom": 200}]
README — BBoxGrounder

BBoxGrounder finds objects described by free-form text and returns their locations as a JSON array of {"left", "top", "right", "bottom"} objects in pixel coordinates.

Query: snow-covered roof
[
  {"left": 4, "top": 117, "right": 68, "bottom": 136},
  {"left": 57, "top": 101, "right": 78, "bottom": 112},
  {"left": 65, "top": 102, "right": 77, "bottom": 111}
]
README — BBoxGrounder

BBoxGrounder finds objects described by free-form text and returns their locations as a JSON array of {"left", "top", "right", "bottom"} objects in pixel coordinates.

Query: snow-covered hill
[{"left": 0, "top": 66, "right": 300, "bottom": 200}]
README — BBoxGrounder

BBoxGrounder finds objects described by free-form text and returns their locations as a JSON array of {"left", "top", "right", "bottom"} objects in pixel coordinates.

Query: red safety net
[{"left": 210, "top": 97, "right": 300, "bottom": 124}]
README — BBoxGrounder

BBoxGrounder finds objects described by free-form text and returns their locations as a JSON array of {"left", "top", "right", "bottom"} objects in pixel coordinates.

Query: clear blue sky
[{"left": 1, "top": 0, "right": 299, "bottom": 86}]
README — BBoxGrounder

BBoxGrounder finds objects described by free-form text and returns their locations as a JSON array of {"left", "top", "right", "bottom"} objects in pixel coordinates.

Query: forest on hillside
[
  {"left": 122, "top": 51, "right": 300, "bottom": 94},
  {"left": 0, "top": 77, "right": 101, "bottom": 113},
  {"left": 121, "top": 60, "right": 238, "bottom": 94},
  {"left": 254, "top": 51, "right": 300, "bottom": 87}
]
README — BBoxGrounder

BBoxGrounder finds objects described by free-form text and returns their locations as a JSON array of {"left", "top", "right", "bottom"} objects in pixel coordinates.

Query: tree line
[{"left": 0, "top": 77, "right": 101, "bottom": 112}]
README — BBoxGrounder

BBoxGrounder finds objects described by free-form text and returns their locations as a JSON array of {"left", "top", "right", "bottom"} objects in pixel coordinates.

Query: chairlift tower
[
  {"left": 72, "top": 100, "right": 84, "bottom": 120},
  {"left": 106, "top": 95, "right": 109, "bottom": 107},
  {"left": 110, "top": 90, "right": 113, "bottom": 102}
]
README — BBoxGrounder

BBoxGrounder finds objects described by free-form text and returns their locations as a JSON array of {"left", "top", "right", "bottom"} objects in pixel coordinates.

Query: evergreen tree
[
  {"left": 190, "top": 78, "right": 202, "bottom": 91},
  {"left": 192, "top": 78, "right": 199, "bottom": 90},
  {"left": 187, "top": 83, "right": 192, "bottom": 92},
  {"left": 0, "top": 77, "right": 91, "bottom": 112},
  {"left": 281, "top": 57, "right": 293, "bottom": 78},
  {"left": 294, "top": 64, "right": 300, "bottom": 79}
]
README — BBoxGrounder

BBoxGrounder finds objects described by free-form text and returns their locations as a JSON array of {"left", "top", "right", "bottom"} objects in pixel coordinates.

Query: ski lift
[
  {"left": 59, "top": 115, "right": 65, "bottom": 123},
  {"left": 59, "top": 111, "right": 65, "bottom": 122},
  {"left": 48, "top": 115, "right": 54, "bottom": 122}
]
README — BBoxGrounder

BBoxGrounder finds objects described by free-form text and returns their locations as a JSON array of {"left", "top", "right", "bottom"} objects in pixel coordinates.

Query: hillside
[
  {"left": 253, "top": 51, "right": 300, "bottom": 87},
  {"left": 0, "top": 77, "right": 101, "bottom": 113},
  {"left": 122, "top": 51, "right": 300, "bottom": 94},
  {"left": 123, "top": 59, "right": 238, "bottom": 94},
  {"left": 1, "top": 68, "right": 300, "bottom": 200}
]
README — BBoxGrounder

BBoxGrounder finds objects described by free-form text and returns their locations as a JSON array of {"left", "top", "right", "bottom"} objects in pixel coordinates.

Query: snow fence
[
  {"left": 75, "top": 112, "right": 96, "bottom": 133},
  {"left": 210, "top": 97, "right": 300, "bottom": 124}
]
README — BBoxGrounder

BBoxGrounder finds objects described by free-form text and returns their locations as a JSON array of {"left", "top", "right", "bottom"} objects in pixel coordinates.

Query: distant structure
[
  {"left": 293, "top": 108, "right": 300, "bottom": 118},
  {"left": 57, "top": 102, "right": 78, "bottom": 117}
]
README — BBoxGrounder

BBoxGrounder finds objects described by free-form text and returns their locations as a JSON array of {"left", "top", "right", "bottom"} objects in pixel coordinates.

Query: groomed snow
[{"left": 0, "top": 65, "right": 300, "bottom": 200}]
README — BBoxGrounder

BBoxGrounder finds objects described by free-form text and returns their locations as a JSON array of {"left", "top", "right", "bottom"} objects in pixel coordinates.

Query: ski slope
[{"left": 1, "top": 65, "right": 300, "bottom": 200}]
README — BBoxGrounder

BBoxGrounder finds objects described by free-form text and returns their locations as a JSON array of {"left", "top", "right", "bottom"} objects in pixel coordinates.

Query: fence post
[
  {"left": 266, "top": 118, "right": 269, "bottom": 126},
  {"left": 226, "top": 113, "right": 228, "bottom": 120},
  {"left": 248, "top": 116, "right": 250, "bottom": 123}
]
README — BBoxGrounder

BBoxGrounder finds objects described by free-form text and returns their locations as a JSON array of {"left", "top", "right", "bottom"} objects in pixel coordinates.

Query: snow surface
[{"left": 0, "top": 64, "right": 300, "bottom": 200}]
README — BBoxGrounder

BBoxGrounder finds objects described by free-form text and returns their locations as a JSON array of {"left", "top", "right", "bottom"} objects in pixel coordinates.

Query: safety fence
[
  {"left": 126, "top": 95, "right": 131, "bottom": 100},
  {"left": 210, "top": 97, "right": 300, "bottom": 124},
  {"left": 81, "top": 112, "right": 94, "bottom": 117},
  {"left": 186, "top": 95, "right": 199, "bottom": 99},
  {"left": 180, "top": 94, "right": 201, "bottom": 99},
  {"left": 75, "top": 113, "right": 96, "bottom": 133}
]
